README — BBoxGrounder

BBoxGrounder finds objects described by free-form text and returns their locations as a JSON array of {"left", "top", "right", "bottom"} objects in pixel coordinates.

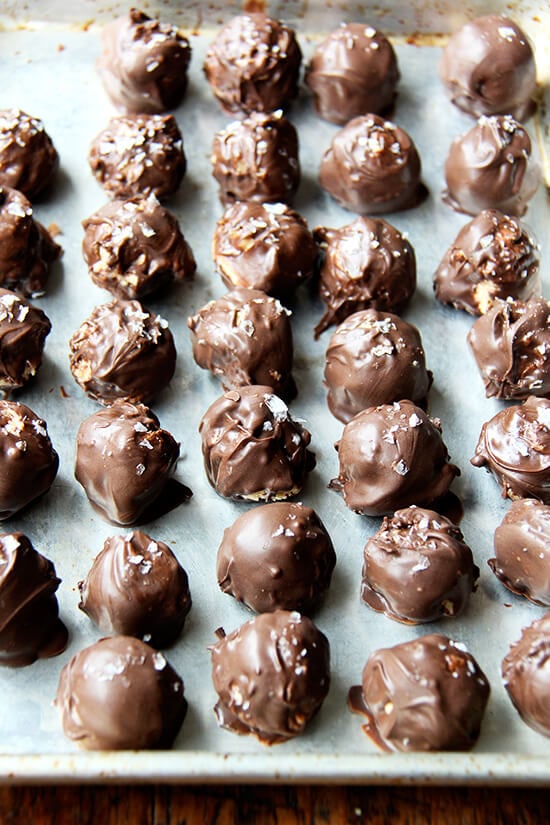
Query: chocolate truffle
[
  {"left": 0, "top": 400, "right": 58, "bottom": 519},
  {"left": 0, "top": 532, "right": 67, "bottom": 667},
  {"left": 0, "top": 186, "right": 61, "bottom": 297},
  {"left": 314, "top": 216, "right": 416, "bottom": 337},
  {"left": 502, "top": 612, "right": 550, "bottom": 737},
  {"left": 217, "top": 502, "right": 336, "bottom": 614},
  {"left": 82, "top": 194, "right": 196, "bottom": 300},
  {"left": 75, "top": 400, "right": 180, "bottom": 525},
  {"left": 212, "top": 201, "right": 317, "bottom": 299},
  {"left": 324, "top": 309, "right": 432, "bottom": 423},
  {"left": 97, "top": 8, "right": 192, "bottom": 113},
  {"left": 88, "top": 113, "right": 186, "bottom": 200},
  {"left": 188, "top": 288, "right": 296, "bottom": 401},
  {"left": 199, "top": 385, "right": 315, "bottom": 502},
  {"left": 203, "top": 13, "right": 302, "bottom": 116},
  {"left": 0, "top": 288, "right": 51, "bottom": 392},
  {"left": 79, "top": 530, "right": 191, "bottom": 646},
  {"left": 0, "top": 109, "right": 58, "bottom": 200},
  {"left": 361, "top": 506, "right": 478, "bottom": 623},
  {"left": 439, "top": 16, "right": 537, "bottom": 121},
  {"left": 490, "top": 499, "right": 550, "bottom": 606},
  {"left": 319, "top": 113, "right": 423, "bottom": 215},
  {"left": 434, "top": 209, "right": 540, "bottom": 315},
  {"left": 56, "top": 635, "right": 187, "bottom": 750},
  {"left": 468, "top": 297, "right": 550, "bottom": 399},
  {"left": 443, "top": 115, "right": 540, "bottom": 217},
  {"left": 471, "top": 396, "right": 550, "bottom": 503},
  {"left": 305, "top": 23, "right": 399, "bottom": 125},
  {"left": 210, "top": 610, "right": 330, "bottom": 744},
  {"left": 330, "top": 400, "right": 459, "bottom": 516},
  {"left": 349, "top": 634, "right": 490, "bottom": 751},
  {"left": 69, "top": 299, "right": 176, "bottom": 405},
  {"left": 211, "top": 110, "right": 300, "bottom": 206}
]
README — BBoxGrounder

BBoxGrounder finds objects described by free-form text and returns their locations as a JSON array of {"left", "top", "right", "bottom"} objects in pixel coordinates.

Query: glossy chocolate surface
[
  {"left": 502, "top": 612, "right": 550, "bottom": 738},
  {"left": 0, "top": 109, "right": 58, "bottom": 200},
  {"left": 0, "top": 288, "right": 51, "bottom": 391}
]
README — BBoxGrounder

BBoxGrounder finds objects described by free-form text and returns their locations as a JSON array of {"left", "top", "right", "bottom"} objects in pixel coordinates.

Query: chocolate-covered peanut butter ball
[
  {"left": 210, "top": 610, "right": 330, "bottom": 744},
  {"left": 502, "top": 613, "right": 550, "bottom": 738},
  {"left": 0, "top": 109, "right": 58, "bottom": 200},
  {"left": 97, "top": 8, "right": 192, "bottom": 113},
  {"left": 0, "top": 288, "right": 51, "bottom": 392}
]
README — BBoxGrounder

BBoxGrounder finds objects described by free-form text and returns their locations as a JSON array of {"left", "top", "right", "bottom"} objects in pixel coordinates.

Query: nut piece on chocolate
[
  {"left": 490, "top": 499, "right": 550, "bottom": 606},
  {"left": 82, "top": 194, "right": 196, "bottom": 300},
  {"left": 0, "top": 532, "right": 68, "bottom": 667},
  {"left": 471, "top": 396, "right": 550, "bottom": 503},
  {"left": 0, "top": 186, "right": 61, "bottom": 297},
  {"left": 89, "top": 113, "right": 186, "bottom": 200},
  {"left": 0, "top": 400, "right": 58, "bottom": 519},
  {"left": 210, "top": 610, "right": 330, "bottom": 744},
  {"left": 434, "top": 209, "right": 540, "bottom": 316},
  {"left": 324, "top": 309, "right": 432, "bottom": 423},
  {"left": 75, "top": 400, "right": 179, "bottom": 525},
  {"left": 199, "top": 385, "right": 315, "bottom": 502},
  {"left": 56, "top": 635, "right": 187, "bottom": 750},
  {"left": 217, "top": 502, "right": 336, "bottom": 614},
  {"left": 319, "top": 113, "right": 423, "bottom": 215},
  {"left": 211, "top": 110, "right": 300, "bottom": 206},
  {"left": 502, "top": 612, "right": 550, "bottom": 737},
  {"left": 79, "top": 530, "right": 191, "bottom": 646},
  {"left": 0, "top": 109, "right": 58, "bottom": 200},
  {"left": 203, "top": 13, "right": 302, "bottom": 116},
  {"left": 97, "top": 8, "right": 192, "bottom": 113},
  {"left": 468, "top": 297, "right": 550, "bottom": 399},
  {"left": 348, "top": 634, "right": 490, "bottom": 751},
  {"left": 314, "top": 216, "right": 416, "bottom": 337},
  {"left": 361, "top": 506, "right": 478, "bottom": 624},
  {"left": 443, "top": 115, "right": 540, "bottom": 217},
  {"left": 439, "top": 15, "right": 537, "bottom": 121},
  {"left": 0, "top": 288, "right": 51, "bottom": 392},
  {"left": 212, "top": 201, "right": 317, "bottom": 299},
  {"left": 330, "top": 400, "right": 459, "bottom": 516},
  {"left": 69, "top": 299, "right": 176, "bottom": 405},
  {"left": 305, "top": 22, "right": 400, "bottom": 125},
  {"left": 188, "top": 288, "right": 296, "bottom": 402}
]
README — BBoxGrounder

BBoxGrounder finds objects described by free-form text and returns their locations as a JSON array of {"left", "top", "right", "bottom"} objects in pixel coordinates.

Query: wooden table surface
[{"left": 1, "top": 784, "right": 550, "bottom": 823}]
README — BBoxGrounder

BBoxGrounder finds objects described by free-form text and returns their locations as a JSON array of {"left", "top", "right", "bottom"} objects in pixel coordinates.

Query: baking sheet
[{"left": 0, "top": 0, "right": 550, "bottom": 785}]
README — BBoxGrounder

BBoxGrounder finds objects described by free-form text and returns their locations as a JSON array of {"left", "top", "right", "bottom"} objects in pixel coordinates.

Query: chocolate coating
[
  {"left": 439, "top": 15, "right": 537, "bottom": 121},
  {"left": 471, "top": 396, "right": 550, "bottom": 503},
  {"left": 56, "top": 635, "right": 187, "bottom": 750},
  {"left": 210, "top": 610, "right": 330, "bottom": 744},
  {"left": 188, "top": 288, "right": 296, "bottom": 401},
  {"left": 319, "top": 113, "right": 423, "bottom": 215},
  {"left": 490, "top": 499, "right": 550, "bottom": 606},
  {"left": 0, "top": 186, "right": 61, "bottom": 297},
  {"left": 502, "top": 612, "right": 550, "bottom": 737},
  {"left": 349, "top": 634, "right": 490, "bottom": 751},
  {"left": 199, "top": 385, "right": 315, "bottom": 502},
  {"left": 212, "top": 201, "right": 317, "bottom": 299},
  {"left": 314, "top": 216, "right": 416, "bottom": 337},
  {"left": 324, "top": 309, "right": 432, "bottom": 423},
  {"left": 69, "top": 299, "right": 176, "bottom": 405},
  {"left": 434, "top": 208, "right": 540, "bottom": 315},
  {"left": 97, "top": 8, "right": 192, "bottom": 113},
  {"left": 0, "top": 400, "right": 58, "bottom": 519},
  {"left": 443, "top": 115, "right": 540, "bottom": 217},
  {"left": 88, "top": 114, "right": 186, "bottom": 200},
  {"left": 75, "top": 400, "right": 179, "bottom": 525},
  {"left": 79, "top": 530, "right": 191, "bottom": 646},
  {"left": 0, "top": 109, "right": 58, "bottom": 200},
  {"left": 211, "top": 110, "right": 299, "bottom": 206},
  {"left": 468, "top": 297, "right": 550, "bottom": 399},
  {"left": 203, "top": 13, "right": 302, "bottom": 116},
  {"left": 305, "top": 23, "right": 399, "bottom": 125},
  {"left": 361, "top": 506, "right": 478, "bottom": 623},
  {"left": 330, "top": 400, "right": 459, "bottom": 516},
  {"left": 0, "top": 533, "right": 67, "bottom": 667},
  {"left": 216, "top": 502, "right": 336, "bottom": 614},
  {"left": 0, "top": 288, "right": 51, "bottom": 392},
  {"left": 82, "top": 194, "right": 196, "bottom": 300}
]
